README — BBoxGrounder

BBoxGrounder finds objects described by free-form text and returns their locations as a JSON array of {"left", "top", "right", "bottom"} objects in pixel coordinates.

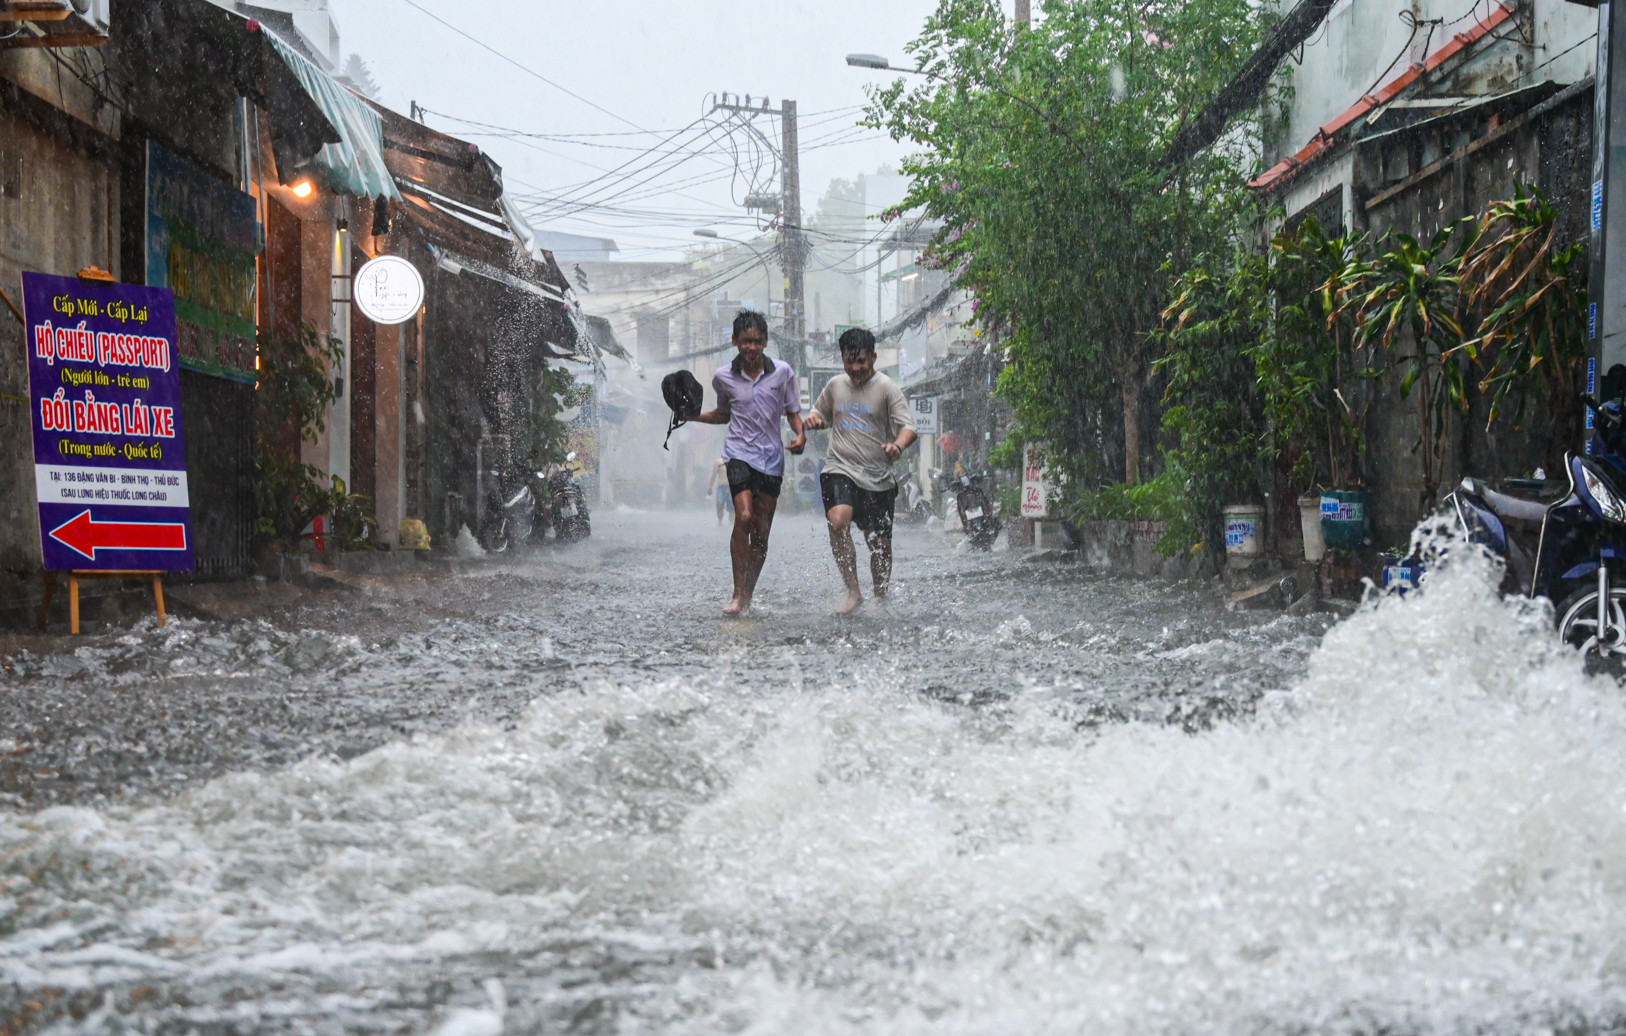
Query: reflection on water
[{"left": 3, "top": 512, "right": 1623, "bottom": 1034}]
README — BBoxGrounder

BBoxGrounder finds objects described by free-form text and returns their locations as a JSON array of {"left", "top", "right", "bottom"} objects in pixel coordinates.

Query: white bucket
[
  {"left": 1298, "top": 494, "right": 1327, "bottom": 562},
  {"left": 1222, "top": 504, "right": 1264, "bottom": 556}
]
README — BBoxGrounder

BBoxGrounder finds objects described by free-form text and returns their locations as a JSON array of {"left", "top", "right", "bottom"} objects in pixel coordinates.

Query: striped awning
[{"left": 263, "top": 31, "right": 400, "bottom": 201}]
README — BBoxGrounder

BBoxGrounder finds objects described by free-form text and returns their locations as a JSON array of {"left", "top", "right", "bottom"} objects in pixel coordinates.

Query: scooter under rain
[
  {"left": 1447, "top": 396, "right": 1626, "bottom": 657},
  {"left": 934, "top": 467, "right": 1001, "bottom": 549}
]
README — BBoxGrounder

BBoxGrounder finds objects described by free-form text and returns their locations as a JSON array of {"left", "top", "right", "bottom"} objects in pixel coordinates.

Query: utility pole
[
  {"left": 781, "top": 100, "right": 805, "bottom": 377},
  {"left": 708, "top": 95, "right": 805, "bottom": 378},
  {"left": 1580, "top": 0, "right": 1626, "bottom": 437},
  {"left": 1014, "top": 0, "right": 1030, "bottom": 25}
]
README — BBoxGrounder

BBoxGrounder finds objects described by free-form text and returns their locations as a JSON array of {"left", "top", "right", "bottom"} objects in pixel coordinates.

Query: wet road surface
[
  {"left": 0, "top": 510, "right": 1324, "bottom": 811},
  {"left": 3, "top": 510, "right": 1625, "bottom": 1035}
]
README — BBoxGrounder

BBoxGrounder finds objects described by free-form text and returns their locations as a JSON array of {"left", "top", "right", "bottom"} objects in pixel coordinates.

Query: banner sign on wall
[
  {"left": 909, "top": 395, "right": 939, "bottom": 435},
  {"left": 22, "top": 272, "right": 193, "bottom": 572},
  {"left": 146, "top": 140, "right": 261, "bottom": 384},
  {"left": 1022, "top": 442, "right": 1050, "bottom": 519}
]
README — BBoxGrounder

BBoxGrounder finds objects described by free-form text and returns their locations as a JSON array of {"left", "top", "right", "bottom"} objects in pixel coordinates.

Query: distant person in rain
[
  {"left": 802, "top": 326, "right": 916, "bottom": 614},
  {"left": 707, "top": 456, "right": 732, "bottom": 525},
  {"left": 690, "top": 310, "right": 805, "bottom": 615}
]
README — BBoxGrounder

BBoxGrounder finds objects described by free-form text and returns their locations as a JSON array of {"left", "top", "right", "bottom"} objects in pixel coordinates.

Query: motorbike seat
[
  {"left": 1500, "top": 477, "right": 1566, "bottom": 497},
  {"left": 1480, "top": 485, "right": 1551, "bottom": 524}
]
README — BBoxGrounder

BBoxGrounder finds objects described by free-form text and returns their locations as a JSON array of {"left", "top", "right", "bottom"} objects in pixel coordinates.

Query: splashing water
[{"left": 3, "top": 542, "right": 1626, "bottom": 1033}]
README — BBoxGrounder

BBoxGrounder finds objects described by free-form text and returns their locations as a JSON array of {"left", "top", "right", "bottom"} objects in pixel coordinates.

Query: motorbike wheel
[
  {"left": 1555, "top": 585, "right": 1626, "bottom": 658},
  {"left": 911, "top": 500, "right": 931, "bottom": 522},
  {"left": 480, "top": 518, "right": 509, "bottom": 554},
  {"left": 967, "top": 518, "right": 996, "bottom": 550}
]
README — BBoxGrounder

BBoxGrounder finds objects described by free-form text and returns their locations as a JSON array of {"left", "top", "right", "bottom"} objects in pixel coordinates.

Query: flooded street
[{"left": 4, "top": 511, "right": 1626, "bottom": 1034}]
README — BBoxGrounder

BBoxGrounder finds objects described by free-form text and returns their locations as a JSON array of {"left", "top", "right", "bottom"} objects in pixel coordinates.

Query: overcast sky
[{"left": 326, "top": 0, "right": 953, "bottom": 260}]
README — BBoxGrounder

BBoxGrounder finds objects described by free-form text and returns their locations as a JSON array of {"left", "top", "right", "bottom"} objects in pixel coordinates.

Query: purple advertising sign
[{"left": 22, "top": 272, "right": 194, "bottom": 572}]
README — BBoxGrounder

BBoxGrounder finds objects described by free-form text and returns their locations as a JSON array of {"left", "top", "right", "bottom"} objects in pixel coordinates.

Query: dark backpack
[{"left": 661, "top": 369, "right": 704, "bottom": 450}]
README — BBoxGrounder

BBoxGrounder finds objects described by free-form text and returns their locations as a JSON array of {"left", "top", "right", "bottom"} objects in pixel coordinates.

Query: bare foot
[
  {"left": 834, "top": 590, "right": 863, "bottom": 615},
  {"left": 723, "top": 595, "right": 750, "bottom": 617}
]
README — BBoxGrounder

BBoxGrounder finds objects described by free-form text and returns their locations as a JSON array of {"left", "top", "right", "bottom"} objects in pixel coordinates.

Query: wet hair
[
  {"left": 732, "top": 310, "right": 768, "bottom": 341},
  {"left": 838, "top": 326, "right": 876, "bottom": 358}
]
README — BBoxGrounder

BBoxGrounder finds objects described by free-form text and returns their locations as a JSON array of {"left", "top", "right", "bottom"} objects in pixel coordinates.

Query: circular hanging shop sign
[{"left": 353, "top": 254, "right": 425, "bottom": 325}]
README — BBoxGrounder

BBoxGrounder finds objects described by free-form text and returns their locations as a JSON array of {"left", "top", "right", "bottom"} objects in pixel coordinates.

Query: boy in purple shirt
[{"left": 693, "top": 311, "right": 805, "bottom": 615}]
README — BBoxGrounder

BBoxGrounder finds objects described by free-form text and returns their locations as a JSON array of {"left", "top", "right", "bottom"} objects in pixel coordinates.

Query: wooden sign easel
[{"left": 37, "top": 570, "right": 167, "bottom": 634}]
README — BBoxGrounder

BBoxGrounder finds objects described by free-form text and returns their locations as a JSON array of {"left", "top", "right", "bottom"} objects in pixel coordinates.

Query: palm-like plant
[
  {"left": 1457, "top": 185, "right": 1587, "bottom": 436},
  {"left": 1337, "top": 223, "right": 1472, "bottom": 511},
  {"left": 1262, "top": 219, "right": 1375, "bottom": 489}
]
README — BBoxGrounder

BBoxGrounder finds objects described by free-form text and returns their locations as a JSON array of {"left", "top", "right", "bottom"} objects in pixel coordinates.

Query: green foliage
[
  {"left": 996, "top": 479, "right": 1021, "bottom": 521},
  {"left": 1058, "top": 466, "right": 1194, "bottom": 556},
  {"left": 323, "top": 475, "right": 377, "bottom": 552},
  {"left": 253, "top": 452, "right": 331, "bottom": 544},
  {"left": 1063, "top": 466, "right": 1185, "bottom": 522},
  {"left": 1250, "top": 218, "right": 1377, "bottom": 491},
  {"left": 1153, "top": 185, "right": 1586, "bottom": 540},
  {"left": 866, "top": 0, "right": 1264, "bottom": 485},
  {"left": 1326, "top": 185, "right": 1586, "bottom": 510},
  {"left": 257, "top": 323, "right": 343, "bottom": 450},
  {"left": 530, "top": 364, "right": 591, "bottom": 471},
  {"left": 252, "top": 323, "right": 380, "bottom": 549},
  {"left": 1336, "top": 223, "right": 1470, "bottom": 508}
]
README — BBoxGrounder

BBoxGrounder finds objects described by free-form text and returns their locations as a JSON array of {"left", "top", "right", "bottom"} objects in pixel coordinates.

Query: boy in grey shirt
[{"left": 802, "top": 327, "right": 917, "bottom": 614}]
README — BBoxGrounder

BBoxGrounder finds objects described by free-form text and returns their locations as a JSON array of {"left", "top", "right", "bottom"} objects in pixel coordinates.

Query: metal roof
[{"left": 1249, "top": 2, "right": 1515, "bottom": 193}]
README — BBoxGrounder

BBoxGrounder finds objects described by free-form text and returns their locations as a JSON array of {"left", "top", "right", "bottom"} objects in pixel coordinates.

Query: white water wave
[{"left": 3, "top": 555, "right": 1626, "bottom": 1032}]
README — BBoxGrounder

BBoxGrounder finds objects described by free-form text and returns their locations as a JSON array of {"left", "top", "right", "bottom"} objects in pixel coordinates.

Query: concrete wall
[
  {"left": 0, "top": 56, "right": 121, "bottom": 589},
  {"left": 1074, "top": 521, "right": 1198, "bottom": 580},
  {"left": 1355, "top": 85, "right": 1593, "bottom": 547},
  {"left": 1271, "top": 0, "right": 1593, "bottom": 167}
]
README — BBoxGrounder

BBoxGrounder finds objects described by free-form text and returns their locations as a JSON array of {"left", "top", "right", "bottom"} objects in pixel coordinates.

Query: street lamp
[
  {"left": 844, "top": 53, "right": 1086, "bottom": 157},
  {"left": 693, "top": 228, "right": 774, "bottom": 314}
]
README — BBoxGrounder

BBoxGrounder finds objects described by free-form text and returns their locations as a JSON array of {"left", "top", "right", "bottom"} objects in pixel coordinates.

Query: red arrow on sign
[{"left": 47, "top": 509, "right": 187, "bottom": 561}]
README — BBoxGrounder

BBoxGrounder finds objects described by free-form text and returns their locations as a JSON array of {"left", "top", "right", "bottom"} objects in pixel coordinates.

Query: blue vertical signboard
[{"left": 22, "top": 272, "right": 194, "bottom": 572}]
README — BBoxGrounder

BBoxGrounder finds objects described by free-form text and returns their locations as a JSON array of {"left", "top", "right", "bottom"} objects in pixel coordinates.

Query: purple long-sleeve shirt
[{"left": 713, "top": 355, "right": 800, "bottom": 476}]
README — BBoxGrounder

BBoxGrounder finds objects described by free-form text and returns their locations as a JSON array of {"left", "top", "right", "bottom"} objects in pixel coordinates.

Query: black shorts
[
  {"left": 725, "top": 459, "right": 782, "bottom": 499},
  {"left": 820, "top": 472, "right": 896, "bottom": 536}
]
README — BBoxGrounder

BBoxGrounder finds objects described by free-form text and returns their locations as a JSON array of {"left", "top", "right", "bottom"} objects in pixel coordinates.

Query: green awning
[{"left": 264, "top": 32, "right": 400, "bottom": 201}]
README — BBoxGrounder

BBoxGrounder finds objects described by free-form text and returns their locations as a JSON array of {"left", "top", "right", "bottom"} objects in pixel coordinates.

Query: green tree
[
  {"left": 866, "top": 0, "right": 1263, "bottom": 485},
  {"left": 1155, "top": 254, "right": 1267, "bottom": 555}
]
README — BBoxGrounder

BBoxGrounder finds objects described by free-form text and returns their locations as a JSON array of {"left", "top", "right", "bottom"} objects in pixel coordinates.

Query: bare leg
[
  {"left": 724, "top": 489, "right": 755, "bottom": 615},
  {"left": 826, "top": 505, "right": 862, "bottom": 614},
  {"left": 739, "top": 491, "right": 778, "bottom": 608},
  {"left": 866, "top": 526, "right": 894, "bottom": 599}
]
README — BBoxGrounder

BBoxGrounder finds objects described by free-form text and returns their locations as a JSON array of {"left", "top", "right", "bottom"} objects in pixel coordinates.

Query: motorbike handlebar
[{"left": 1584, "top": 394, "right": 1625, "bottom": 428}]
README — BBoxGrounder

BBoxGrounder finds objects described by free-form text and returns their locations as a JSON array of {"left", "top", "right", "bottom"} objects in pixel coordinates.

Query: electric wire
[{"left": 396, "top": 0, "right": 646, "bottom": 132}]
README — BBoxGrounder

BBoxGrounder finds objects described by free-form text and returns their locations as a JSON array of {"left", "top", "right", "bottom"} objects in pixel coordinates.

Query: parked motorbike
[
  {"left": 894, "top": 466, "right": 932, "bottom": 523},
  {"left": 933, "top": 467, "right": 1001, "bottom": 549},
  {"left": 1448, "top": 395, "right": 1626, "bottom": 657},
  {"left": 537, "top": 452, "right": 591, "bottom": 543},
  {"left": 478, "top": 467, "right": 534, "bottom": 554}
]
